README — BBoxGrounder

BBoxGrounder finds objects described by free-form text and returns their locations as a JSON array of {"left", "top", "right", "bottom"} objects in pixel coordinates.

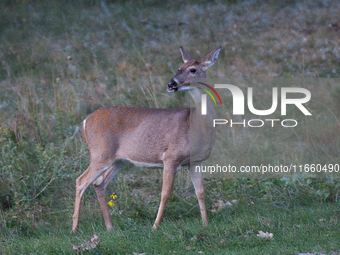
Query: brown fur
[{"left": 72, "top": 47, "right": 221, "bottom": 232}]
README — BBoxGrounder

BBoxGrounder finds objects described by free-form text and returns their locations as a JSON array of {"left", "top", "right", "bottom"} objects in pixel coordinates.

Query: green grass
[
  {"left": 1, "top": 0, "right": 340, "bottom": 254},
  {"left": 1, "top": 199, "right": 339, "bottom": 254}
]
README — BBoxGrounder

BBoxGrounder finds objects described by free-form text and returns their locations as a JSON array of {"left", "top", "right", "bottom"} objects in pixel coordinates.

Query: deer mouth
[
  {"left": 167, "top": 80, "right": 178, "bottom": 92},
  {"left": 167, "top": 86, "right": 178, "bottom": 92}
]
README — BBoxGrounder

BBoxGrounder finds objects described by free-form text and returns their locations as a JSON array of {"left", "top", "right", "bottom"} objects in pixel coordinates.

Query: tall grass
[{"left": 0, "top": 0, "right": 340, "bottom": 253}]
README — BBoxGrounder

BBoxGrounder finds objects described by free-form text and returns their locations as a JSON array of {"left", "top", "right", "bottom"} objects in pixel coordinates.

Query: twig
[
  {"left": 7, "top": 228, "right": 15, "bottom": 242},
  {"left": 185, "top": 204, "right": 199, "bottom": 215},
  {"left": 33, "top": 177, "right": 56, "bottom": 199}
]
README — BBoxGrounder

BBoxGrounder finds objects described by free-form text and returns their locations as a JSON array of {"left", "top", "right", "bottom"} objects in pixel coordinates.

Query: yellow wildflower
[
  {"left": 110, "top": 194, "right": 117, "bottom": 199},
  {"left": 108, "top": 201, "right": 114, "bottom": 207}
]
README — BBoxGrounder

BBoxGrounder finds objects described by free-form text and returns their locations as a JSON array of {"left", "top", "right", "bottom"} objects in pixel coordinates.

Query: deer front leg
[
  {"left": 153, "top": 162, "right": 179, "bottom": 229},
  {"left": 191, "top": 163, "right": 208, "bottom": 226}
]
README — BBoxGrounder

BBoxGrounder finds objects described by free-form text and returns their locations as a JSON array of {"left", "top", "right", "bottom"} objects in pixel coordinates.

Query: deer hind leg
[
  {"left": 191, "top": 163, "right": 208, "bottom": 226},
  {"left": 93, "top": 160, "right": 126, "bottom": 232},
  {"left": 153, "top": 162, "right": 180, "bottom": 229},
  {"left": 72, "top": 161, "right": 114, "bottom": 233}
]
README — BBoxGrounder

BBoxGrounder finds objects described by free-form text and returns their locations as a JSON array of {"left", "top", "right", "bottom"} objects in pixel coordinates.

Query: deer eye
[{"left": 190, "top": 69, "right": 196, "bottom": 73}]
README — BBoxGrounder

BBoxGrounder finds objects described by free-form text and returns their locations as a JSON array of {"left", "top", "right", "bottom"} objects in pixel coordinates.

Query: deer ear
[
  {"left": 180, "top": 46, "right": 194, "bottom": 63},
  {"left": 201, "top": 46, "right": 222, "bottom": 68}
]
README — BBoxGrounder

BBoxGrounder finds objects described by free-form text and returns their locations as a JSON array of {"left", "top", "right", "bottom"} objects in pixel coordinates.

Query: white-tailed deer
[{"left": 72, "top": 46, "right": 221, "bottom": 232}]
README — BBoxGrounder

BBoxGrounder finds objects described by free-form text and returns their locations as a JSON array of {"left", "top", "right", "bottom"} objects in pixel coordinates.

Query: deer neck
[
  {"left": 189, "top": 86, "right": 217, "bottom": 123},
  {"left": 189, "top": 86, "right": 217, "bottom": 161}
]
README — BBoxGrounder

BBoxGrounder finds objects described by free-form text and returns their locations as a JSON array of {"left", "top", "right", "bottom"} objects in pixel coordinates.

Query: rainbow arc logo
[
  {"left": 197, "top": 82, "right": 222, "bottom": 106},
  {"left": 196, "top": 82, "right": 222, "bottom": 116}
]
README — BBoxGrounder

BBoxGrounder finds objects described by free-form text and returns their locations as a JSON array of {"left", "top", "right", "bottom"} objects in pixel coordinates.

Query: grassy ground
[{"left": 1, "top": 0, "right": 340, "bottom": 254}]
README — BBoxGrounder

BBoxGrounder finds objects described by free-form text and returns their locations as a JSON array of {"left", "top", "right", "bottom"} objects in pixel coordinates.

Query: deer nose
[{"left": 168, "top": 79, "right": 177, "bottom": 88}]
